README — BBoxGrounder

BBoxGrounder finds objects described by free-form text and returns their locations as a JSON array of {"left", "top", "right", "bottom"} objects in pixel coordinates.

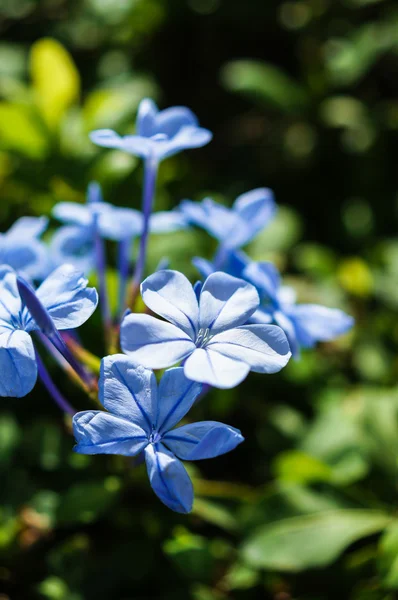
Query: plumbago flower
[
  {"left": 0, "top": 264, "right": 98, "bottom": 397},
  {"left": 0, "top": 216, "right": 49, "bottom": 280},
  {"left": 73, "top": 355, "right": 243, "bottom": 513},
  {"left": 89, "top": 98, "right": 212, "bottom": 161},
  {"left": 179, "top": 188, "right": 276, "bottom": 252},
  {"left": 51, "top": 182, "right": 186, "bottom": 272},
  {"left": 121, "top": 270, "right": 291, "bottom": 388},
  {"left": 243, "top": 261, "right": 354, "bottom": 357}
]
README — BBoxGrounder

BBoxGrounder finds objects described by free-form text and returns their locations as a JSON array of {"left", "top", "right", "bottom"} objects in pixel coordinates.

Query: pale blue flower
[
  {"left": 89, "top": 98, "right": 212, "bottom": 161},
  {"left": 120, "top": 270, "right": 291, "bottom": 389},
  {"left": 73, "top": 355, "right": 243, "bottom": 513},
  {"left": 51, "top": 183, "right": 186, "bottom": 272},
  {"left": 0, "top": 264, "right": 98, "bottom": 397},
  {"left": 244, "top": 261, "right": 354, "bottom": 357},
  {"left": 0, "top": 217, "right": 49, "bottom": 280},
  {"left": 179, "top": 188, "right": 276, "bottom": 250}
]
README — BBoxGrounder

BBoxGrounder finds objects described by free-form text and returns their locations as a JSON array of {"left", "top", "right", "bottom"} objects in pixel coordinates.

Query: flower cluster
[{"left": 0, "top": 98, "right": 353, "bottom": 512}]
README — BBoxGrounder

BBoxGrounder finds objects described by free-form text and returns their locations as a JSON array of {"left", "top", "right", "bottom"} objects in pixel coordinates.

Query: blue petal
[
  {"left": 50, "top": 225, "right": 94, "bottom": 274},
  {"left": 0, "top": 270, "right": 22, "bottom": 329},
  {"left": 120, "top": 313, "right": 195, "bottom": 369},
  {"left": 180, "top": 198, "right": 237, "bottom": 242},
  {"left": 149, "top": 211, "right": 188, "bottom": 233},
  {"left": 156, "top": 367, "right": 202, "bottom": 434},
  {"left": 152, "top": 106, "right": 199, "bottom": 138},
  {"left": 233, "top": 188, "right": 276, "bottom": 245},
  {"left": 183, "top": 347, "right": 250, "bottom": 389},
  {"left": 117, "top": 135, "right": 153, "bottom": 158},
  {"left": 243, "top": 261, "right": 281, "bottom": 301},
  {"left": 289, "top": 304, "right": 354, "bottom": 348},
  {"left": 89, "top": 129, "right": 126, "bottom": 149},
  {"left": 163, "top": 421, "right": 244, "bottom": 460},
  {"left": 274, "top": 310, "right": 300, "bottom": 358},
  {"left": 136, "top": 98, "right": 158, "bottom": 137},
  {"left": 28, "top": 264, "right": 98, "bottom": 331},
  {"left": 98, "top": 207, "right": 143, "bottom": 241},
  {"left": 99, "top": 354, "right": 156, "bottom": 434},
  {"left": 52, "top": 202, "right": 92, "bottom": 226},
  {"left": 192, "top": 257, "right": 215, "bottom": 279},
  {"left": 1, "top": 240, "right": 49, "bottom": 281},
  {"left": 87, "top": 181, "right": 103, "bottom": 205},
  {"left": 199, "top": 272, "right": 259, "bottom": 334},
  {"left": 6, "top": 216, "right": 49, "bottom": 239},
  {"left": 73, "top": 410, "right": 148, "bottom": 456},
  {"left": 141, "top": 270, "right": 199, "bottom": 339},
  {"left": 208, "top": 324, "right": 291, "bottom": 374},
  {"left": 145, "top": 443, "right": 194, "bottom": 513},
  {"left": 0, "top": 329, "right": 37, "bottom": 397},
  {"left": 159, "top": 126, "right": 213, "bottom": 160}
]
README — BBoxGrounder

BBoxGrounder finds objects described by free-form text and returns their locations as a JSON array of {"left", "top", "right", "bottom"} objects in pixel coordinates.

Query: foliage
[{"left": 1, "top": 1, "right": 398, "bottom": 599}]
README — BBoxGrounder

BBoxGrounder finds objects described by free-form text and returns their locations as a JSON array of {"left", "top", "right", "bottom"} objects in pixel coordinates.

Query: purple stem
[
  {"left": 93, "top": 213, "right": 112, "bottom": 337},
  {"left": 213, "top": 244, "right": 228, "bottom": 270},
  {"left": 132, "top": 155, "right": 159, "bottom": 290},
  {"left": 16, "top": 276, "right": 93, "bottom": 388},
  {"left": 35, "top": 350, "right": 76, "bottom": 416},
  {"left": 47, "top": 331, "right": 93, "bottom": 389},
  {"left": 37, "top": 331, "right": 70, "bottom": 371},
  {"left": 117, "top": 236, "right": 132, "bottom": 322}
]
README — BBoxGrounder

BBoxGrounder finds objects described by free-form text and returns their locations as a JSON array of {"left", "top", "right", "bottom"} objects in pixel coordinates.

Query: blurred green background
[{"left": 2, "top": 0, "right": 398, "bottom": 598}]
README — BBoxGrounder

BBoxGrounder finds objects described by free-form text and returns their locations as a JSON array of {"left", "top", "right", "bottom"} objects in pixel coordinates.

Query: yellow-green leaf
[
  {"left": 30, "top": 38, "right": 80, "bottom": 129},
  {"left": 0, "top": 102, "right": 48, "bottom": 158}
]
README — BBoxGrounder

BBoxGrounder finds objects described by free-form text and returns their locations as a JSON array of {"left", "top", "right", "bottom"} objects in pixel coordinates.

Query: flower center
[
  {"left": 149, "top": 431, "right": 162, "bottom": 445},
  {"left": 195, "top": 327, "right": 212, "bottom": 348}
]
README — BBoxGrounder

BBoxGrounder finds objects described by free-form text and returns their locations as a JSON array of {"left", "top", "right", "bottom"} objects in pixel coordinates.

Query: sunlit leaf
[
  {"left": 0, "top": 102, "right": 48, "bottom": 158},
  {"left": 242, "top": 510, "right": 390, "bottom": 571},
  {"left": 30, "top": 38, "right": 80, "bottom": 129},
  {"left": 221, "top": 60, "right": 308, "bottom": 113}
]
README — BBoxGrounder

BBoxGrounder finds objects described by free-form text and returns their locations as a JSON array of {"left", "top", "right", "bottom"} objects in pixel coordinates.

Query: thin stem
[
  {"left": 212, "top": 244, "right": 228, "bottom": 270},
  {"left": 93, "top": 214, "right": 112, "bottom": 344},
  {"left": 117, "top": 236, "right": 132, "bottom": 322},
  {"left": 35, "top": 350, "right": 76, "bottom": 416},
  {"left": 47, "top": 331, "right": 95, "bottom": 391},
  {"left": 61, "top": 332, "right": 101, "bottom": 374},
  {"left": 130, "top": 156, "right": 159, "bottom": 307}
]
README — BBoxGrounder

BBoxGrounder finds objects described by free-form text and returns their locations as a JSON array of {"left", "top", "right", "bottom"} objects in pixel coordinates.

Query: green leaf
[
  {"left": 30, "top": 38, "right": 80, "bottom": 129},
  {"left": 0, "top": 102, "right": 49, "bottom": 158},
  {"left": 56, "top": 478, "right": 121, "bottom": 525},
  {"left": 192, "top": 498, "right": 238, "bottom": 532},
  {"left": 273, "top": 450, "right": 333, "bottom": 484},
  {"left": 242, "top": 510, "right": 390, "bottom": 572},
  {"left": 221, "top": 60, "right": 308, "bottom": 113},
  {"left": 379, "top": 520, "right": 398, "bottom": 589}
]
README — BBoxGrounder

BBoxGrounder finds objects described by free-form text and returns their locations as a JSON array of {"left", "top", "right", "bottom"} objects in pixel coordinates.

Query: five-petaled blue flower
[
  {"left": 0, "top": 264, "right": 98, "bottom": 397},
  {"left": 120, "top": 269, "right": 291, "bottom": 389},
  {"left": 244, "top": 261, "right": 354, "bottom": 358},
  {"left": 73, "top": 354, "right": 243, "bottom": 513},
  {"left": 0, "top": 217, "right": 50, "bottom": 280},
  {"left": 89, "top": 98, "right": 212, "bottom": 161},
  {"left": 51, "top": 182, "right": 187, "bottom": 273},
  {"left": 179, "top": 188, "right": 276, "bottom": 250}
]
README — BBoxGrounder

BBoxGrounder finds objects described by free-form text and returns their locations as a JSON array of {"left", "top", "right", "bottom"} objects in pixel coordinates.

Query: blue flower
[
  {"left": 120, "top": 270, "right": 291, "bottom": 389},
  {"left": 193, "top": 249, "right": 250, "bottom": 280},
  {"left": 0, "top": 264, "right": 98, "bottom": 397},
  {"left": 51, "top": 183, "right": 187, "bottom": 272},
  {"left": 179, "top": 188, "right": 276, "bottom": 250},
  {"left": 73, "top": 354, "right": 243, "bottom": 513},
  {"left": 0, "top": 217, "right": 50, "bottom": 280},
  {"left": 89, "top": 98, "right": 212, "bottom": 161},
  {"left": 244, "top": 261, "right": 354, "bottom": 357}
]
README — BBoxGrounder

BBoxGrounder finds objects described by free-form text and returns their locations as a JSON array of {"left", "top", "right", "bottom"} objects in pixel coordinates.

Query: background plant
[{"left": 1, "top": 1, "right": 398, "bottom": 599}]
